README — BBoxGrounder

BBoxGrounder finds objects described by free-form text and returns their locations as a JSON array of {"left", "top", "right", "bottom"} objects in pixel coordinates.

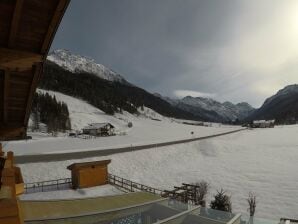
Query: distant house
[
  {"left": 252, "top": 120, "right": 275, "bottom": 128},
  {"left": 182, "top": 121, "right": 204, "bottom": 126},
  {"left": 82, "top": 123, "right": 115, "bottom": 136}
]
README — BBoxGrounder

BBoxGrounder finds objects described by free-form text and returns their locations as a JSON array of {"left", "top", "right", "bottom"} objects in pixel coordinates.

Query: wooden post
[
  {"left": 7, "top": 151, "right": 14, "bottom": 167},
  {"left": 1, "top": 168, "right": 16, "bottom": 199},
  {"left": 0, "top": 143, "right": 4, "bottom": 156}
]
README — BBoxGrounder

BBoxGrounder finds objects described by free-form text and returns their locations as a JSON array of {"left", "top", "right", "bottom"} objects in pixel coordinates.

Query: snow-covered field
[
  {"left": 5, "top": 90, "right": 239, "bottom": 155},
  {"left": 4, "top": 90, "right": 297, "bottom": 220},
  {"left": 19, "top": 125, "right": 298, "bottom": 220}
]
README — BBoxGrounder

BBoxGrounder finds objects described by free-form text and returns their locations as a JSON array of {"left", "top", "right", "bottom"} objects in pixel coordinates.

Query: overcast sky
[{"left": 51, "top": 0, "right": 298, "bottom": 107}]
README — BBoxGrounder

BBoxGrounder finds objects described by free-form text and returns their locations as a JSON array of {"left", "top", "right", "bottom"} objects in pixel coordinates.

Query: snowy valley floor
[
  {"left": 18, "top": 125, "right": 298, "bottom": 220},
  {"left": 5, "top": 89, "right": 240, "bottom": 155}
]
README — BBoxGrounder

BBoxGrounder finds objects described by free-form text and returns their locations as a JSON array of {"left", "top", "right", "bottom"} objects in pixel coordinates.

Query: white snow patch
[{"left": 20, "top": 185, "right": 124, "bottom": 200}]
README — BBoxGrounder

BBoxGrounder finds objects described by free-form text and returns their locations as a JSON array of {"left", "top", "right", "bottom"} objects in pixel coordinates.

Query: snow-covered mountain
[
  {"left": 181, "top": 96, "right": 254, "bottom": 121},
  {"left": 46, "top": 49, "right": 255, "bottom": 122},
  {"left": 248, "top": 84, "right": 298, "bottom": 123},
  {"left": 42, "top": 56, "right": 202, "bottom": 121},
  {"left": 47, "top": 49, "right": 128, "bottom": 84},
  {"left": 263, "top": 84, "right": 298, "bottom": 107},
  {"left": 159, "top": 95, "right": 255, "bottom": 122}
]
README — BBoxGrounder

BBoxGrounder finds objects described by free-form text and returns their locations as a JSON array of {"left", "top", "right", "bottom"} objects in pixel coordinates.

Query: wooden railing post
[
  {"left": 7, "top": 151, "right": 14, "bottom": 167},
  {"left": 1, "top": 168, "right": 16, "bottom": 199},
  {"left": 0, "top": 143, "right": 4, "bottom": 157}
]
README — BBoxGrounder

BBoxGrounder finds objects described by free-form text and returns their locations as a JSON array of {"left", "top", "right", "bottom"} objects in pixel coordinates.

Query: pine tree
[
  {"left": 31, "top": 92, "right": 71, "bottom": 133},
  {"left": 210, "top": 189, "right": 232, "bottom": 212}
]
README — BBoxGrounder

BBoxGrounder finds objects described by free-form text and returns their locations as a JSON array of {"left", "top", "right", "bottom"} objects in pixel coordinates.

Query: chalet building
[
  {"left": 252, "top": 120, "right": 275, "bottom": 128},
  {"left": 82, "top": 123, "right": 115, "bottom": 136}
]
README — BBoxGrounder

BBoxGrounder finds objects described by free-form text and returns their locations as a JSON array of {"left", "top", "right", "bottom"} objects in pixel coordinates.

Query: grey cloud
[{"left": 52, "top": 0, "right": 298, "bottom": 108}]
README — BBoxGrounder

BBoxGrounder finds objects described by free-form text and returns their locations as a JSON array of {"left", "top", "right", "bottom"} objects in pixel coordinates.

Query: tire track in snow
[{"left": 15, "top": 128, "right": 247, "bottom": 164}]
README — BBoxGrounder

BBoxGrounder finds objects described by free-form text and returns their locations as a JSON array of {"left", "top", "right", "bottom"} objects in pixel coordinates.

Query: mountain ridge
[
  {"left": 48, "top": 49, "right": 131, "bottom": 85},
  {"left": 247, "top": 84, "right": 298, "bottom": 123},
  {"left": 156, "top": 94, "right": 255, "bottom": 122},
  {"left": 41, "top": 59, "right": 205, "bottom": 121},
  {"left": 46, "top": 49, "right": 296, "bottom": 124}
]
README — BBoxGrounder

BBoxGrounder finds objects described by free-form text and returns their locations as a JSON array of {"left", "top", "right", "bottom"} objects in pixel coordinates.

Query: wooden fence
[
  {"left": 107, "top": 173, "right": 164, "bottom": 195},
  {"left": 24, "top": 178, "right": 72, "bottom": 194},
  {"left": 23, "top": 174, "right": 163, "bottom": 195}
]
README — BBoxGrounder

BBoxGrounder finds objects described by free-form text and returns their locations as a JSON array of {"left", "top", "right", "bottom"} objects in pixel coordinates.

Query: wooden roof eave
[
  {"left": 67, "top": 160, "right": 112, "bottom": 170},
  {"left": 0, "top": 0, "right": 70, "bottom": 140}
]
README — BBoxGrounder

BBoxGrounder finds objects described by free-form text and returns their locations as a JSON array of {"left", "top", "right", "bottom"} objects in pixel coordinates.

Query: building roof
[
  {"left": 67, "top": 160, "right": 111, "bottom": 170},
  {"left": 0, "top": 0, "right": 70, "bottom": 140},
  {"left": 83, "top": 123, "right": 115, "bottom": 130},
  {"left": 253, "top": 120, "right": 275, "bottom": 124}
]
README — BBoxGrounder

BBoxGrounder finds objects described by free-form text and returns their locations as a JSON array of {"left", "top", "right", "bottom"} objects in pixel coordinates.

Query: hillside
[
  {"left": 13, "top": 89, "right": 239, "bottom": 155},
  {"left": 247, "top": 84, "right": 298, "bottom": 123},
  {"left": 43, "top": 50, "right": 205, "bottom": 121},
  {"left": 44, "top": 49, "right": 255, "bottom": 123}
]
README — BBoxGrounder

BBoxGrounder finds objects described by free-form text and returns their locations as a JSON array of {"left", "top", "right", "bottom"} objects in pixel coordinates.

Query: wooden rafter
[
  {"left": 0, "top": 0, "right": 70, "bottom": 140},
  {"left": 8, "top": 0, "right": 24, "bottom": 48},
  {"left": 23, "top": 63, "right": 42, "bottom": 127},
  {"left": 3, "top": 69, "right": 10, "bottom": 124},
  {"left": 0, "top": 48, "right": 42, "bottom": 71},
  {"left": 41, "top": 0, "right": 69, "bottom": 54}
]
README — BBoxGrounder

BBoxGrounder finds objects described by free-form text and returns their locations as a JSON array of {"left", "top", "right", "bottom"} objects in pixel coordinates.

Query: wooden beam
[
  {"left": 8, "top": 0, "right": 24, "bottom": 48},
  {"left": 7, "top": 106, "right": 25, "bottom": 111},
  {"left": 0, "top": 48, "right": 42, "bottom": 71},
  {"left": 10, "top": 79, "right": 29, "bottom": 85},
  {"left": 0, "top": 127, "right": 25, "bottom": 141},
  {"left": 23, "top": 63, "right": 42, "bottom": 127},
  {"left": 41, "top": 0, "right": 70, "bottom": 54},
  {"left": 3, "top": 69, "right": 10, "bottom": 124}
]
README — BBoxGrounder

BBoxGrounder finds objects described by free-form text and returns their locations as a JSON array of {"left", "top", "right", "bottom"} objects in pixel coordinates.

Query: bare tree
[
  {"left": 194, "top": 180, "right": 209, "bottom": 206},
  {"left": 247, "top": 192, "right": 257, "bottom": 217}
]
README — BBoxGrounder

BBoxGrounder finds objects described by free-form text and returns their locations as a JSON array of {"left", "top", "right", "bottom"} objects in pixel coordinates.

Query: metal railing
[
  {"left": 108, "top": 173, "right": 164, "bottom": 196},
  {"left": 24, "top": 178, "right": 72, "bottom": 194}
]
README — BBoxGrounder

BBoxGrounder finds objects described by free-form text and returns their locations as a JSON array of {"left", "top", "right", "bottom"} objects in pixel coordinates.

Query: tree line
[{"left": 31, "top": 92, "right": 71, "bottom": 133}]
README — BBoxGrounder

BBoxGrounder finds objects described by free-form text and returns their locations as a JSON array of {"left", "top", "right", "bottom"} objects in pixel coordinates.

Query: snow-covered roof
[
  {"left": 83, "top": 123, "right": 114, "bottom": 130},
  {"left": 67, "top": 160, "right": 111, "bottom": 170},
  {"left": 253, "top": 120, "right": 275, "bottom": 124}
]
